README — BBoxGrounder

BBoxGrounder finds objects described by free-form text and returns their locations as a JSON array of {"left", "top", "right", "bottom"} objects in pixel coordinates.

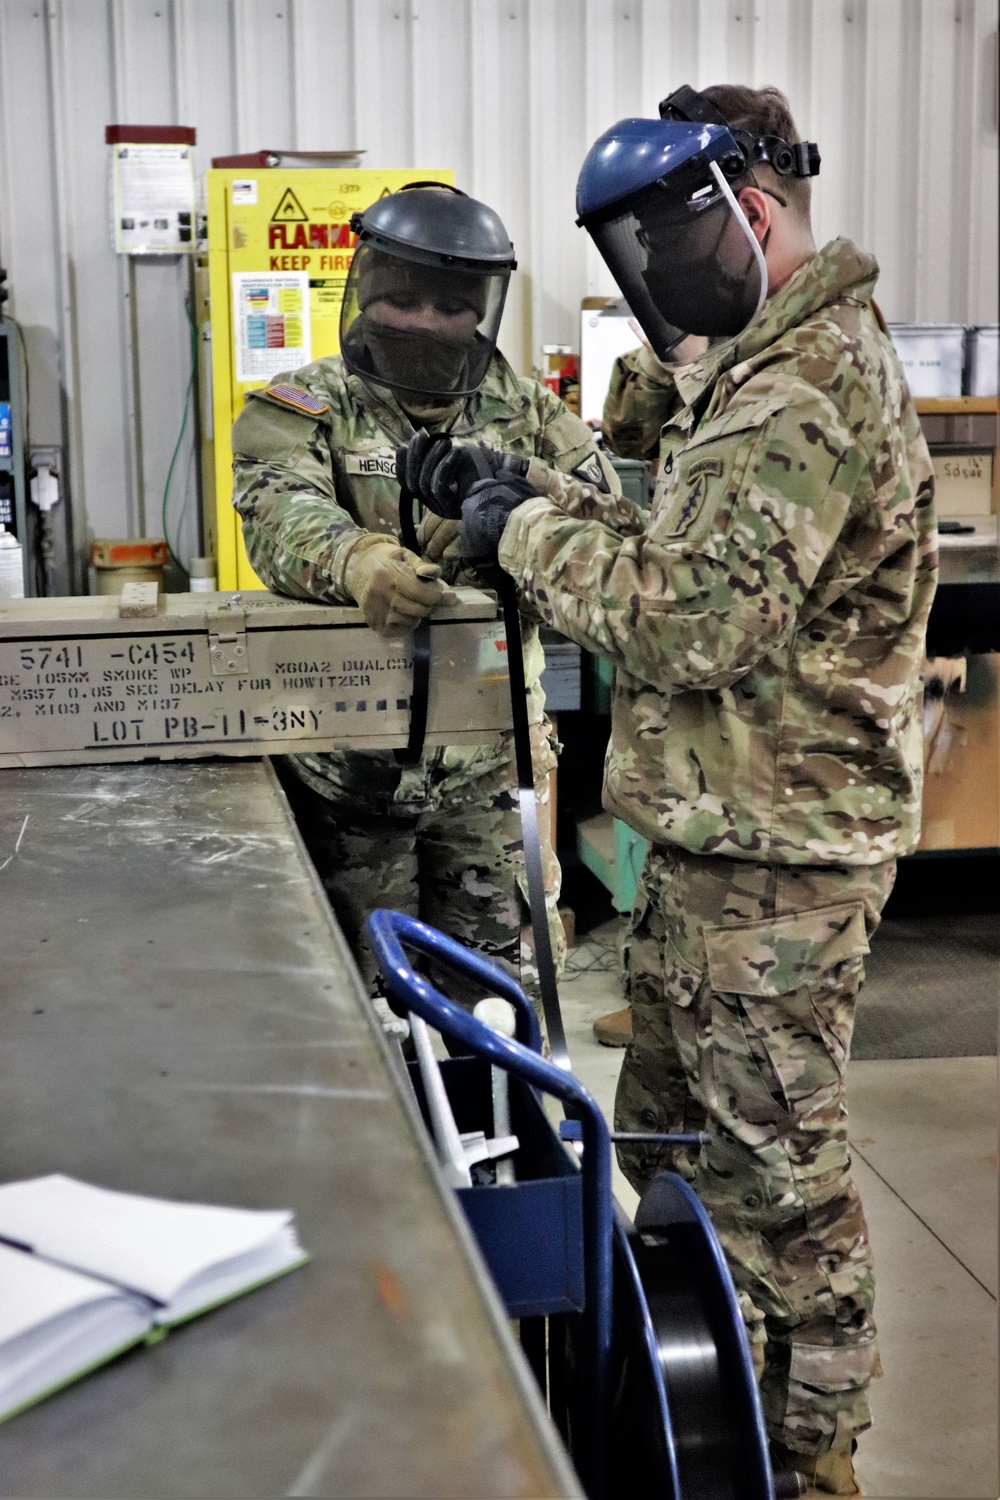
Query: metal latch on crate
[{"left": 207, "top": 597, "right": 248, "bottom": 677}]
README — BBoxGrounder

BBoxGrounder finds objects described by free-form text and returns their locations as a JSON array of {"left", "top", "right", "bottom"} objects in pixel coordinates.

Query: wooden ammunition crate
[{"left": 0, "top": 589, "right": 511, "bottom": 768}]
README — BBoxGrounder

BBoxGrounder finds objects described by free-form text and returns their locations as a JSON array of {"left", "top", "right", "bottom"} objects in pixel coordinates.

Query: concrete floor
[{"left": 558, "top": 921, "right": 999, "bottom": 1500}]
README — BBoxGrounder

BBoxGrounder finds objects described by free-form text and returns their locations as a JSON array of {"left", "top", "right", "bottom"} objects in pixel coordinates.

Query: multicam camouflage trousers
[
  {"left": 615, "top": 845, "right": 896, "bottom": 1459},
  {"left": 277, "top": 723, "right": 565, "bottom": 1018}
]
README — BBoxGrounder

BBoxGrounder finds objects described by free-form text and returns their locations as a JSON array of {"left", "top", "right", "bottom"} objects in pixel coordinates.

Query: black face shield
[
  {"left": 340, "top": 244, "right": 508, "bottom": 402},
  {"left": 340, "top": 185, "right": 515, "bottom": 403}
]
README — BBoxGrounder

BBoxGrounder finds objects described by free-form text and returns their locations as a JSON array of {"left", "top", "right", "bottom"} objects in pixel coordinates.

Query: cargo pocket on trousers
[
  {"left": 657, "top": 927, "right": 703, "bottom": 1098},
  {"left": 702, "top": 902, "right": 869, "bottom": 1114}
]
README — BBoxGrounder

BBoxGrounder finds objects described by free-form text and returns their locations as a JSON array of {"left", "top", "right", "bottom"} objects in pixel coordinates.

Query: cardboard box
[{"left": 932, "top": 450, "right": 995, "bottom": 516}]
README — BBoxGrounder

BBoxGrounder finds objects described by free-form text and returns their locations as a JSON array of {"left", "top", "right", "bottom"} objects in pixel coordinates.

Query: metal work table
[{"left": 0, "top": 759, "right": 579, "bottom": 1498}]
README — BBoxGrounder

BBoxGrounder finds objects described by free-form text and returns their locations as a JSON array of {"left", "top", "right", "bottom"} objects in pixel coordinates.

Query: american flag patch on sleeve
[{"left": 266, "top": 384, "right": 329, "bottom": 415}]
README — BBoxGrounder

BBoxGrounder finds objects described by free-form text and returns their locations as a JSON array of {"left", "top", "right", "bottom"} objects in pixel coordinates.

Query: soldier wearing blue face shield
[{"left": 400, "top": 87, "right": 936, "bottom": 1500}]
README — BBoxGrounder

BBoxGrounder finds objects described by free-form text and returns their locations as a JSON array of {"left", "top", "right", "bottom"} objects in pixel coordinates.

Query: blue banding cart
[{"left": 367, "top": 909, "right": 775, "bottom": 1500}]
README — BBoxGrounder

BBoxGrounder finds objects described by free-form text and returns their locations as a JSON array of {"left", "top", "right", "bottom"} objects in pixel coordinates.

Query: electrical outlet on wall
[{"left": 29, "top": 447, "right": 61, "bottom": 512}]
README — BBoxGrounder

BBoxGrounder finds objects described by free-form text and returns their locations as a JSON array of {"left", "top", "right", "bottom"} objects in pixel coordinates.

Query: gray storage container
[
  {"left": 965, "top": 326, "right": 999, "bottom": 397},
  {"left": 888, "top": 324, "right": 966, "bottom": 398},
  {"left": 608, "top": 454, "right": 650, "bottom": 508},
  {"left": 539, "top": 628, "right": 581, "bottom": 712}
]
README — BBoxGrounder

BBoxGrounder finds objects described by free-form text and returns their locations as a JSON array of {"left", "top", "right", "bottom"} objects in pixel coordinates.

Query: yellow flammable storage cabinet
[{"left": 200, "top": 166, "right": 453, "bottom": 590}]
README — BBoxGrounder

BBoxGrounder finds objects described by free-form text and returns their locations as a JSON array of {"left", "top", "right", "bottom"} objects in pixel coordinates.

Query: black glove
[
  {"left": 460, "top": 474, "right": 540, "bottom": 573},
  {"left": 396, "top": 431, "right": 530, "bottom": 519},
  {"left": 395, "top": 429, "right": 452, "bottom": 507}
]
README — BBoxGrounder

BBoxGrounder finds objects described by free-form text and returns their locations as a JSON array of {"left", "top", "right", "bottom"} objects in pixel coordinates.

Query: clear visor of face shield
[
  {"left": 340, "top": 243, "right": 510, "bottom": 402},
  {"left": 588, "top": 162, "right": 767, "bottom": 360}
]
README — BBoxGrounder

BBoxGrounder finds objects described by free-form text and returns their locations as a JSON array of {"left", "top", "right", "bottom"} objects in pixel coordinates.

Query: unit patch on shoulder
[
  {"left": 266, "top": 384, "right": 329, "bottom": 416},
  {"left": 686, "top": 456, "right": 723, "bottom": 481},
  {"left": 570, "top": 451, "right": 611, "bottom": 493}
]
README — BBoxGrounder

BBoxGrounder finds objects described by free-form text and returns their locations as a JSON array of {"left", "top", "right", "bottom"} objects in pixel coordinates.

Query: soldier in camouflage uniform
[
  {"left": 231, "top": 185, "right": 618, "bottom": 1008},
  {"left": 405, "top": 91, "right": 937, "bottom": 1497}
]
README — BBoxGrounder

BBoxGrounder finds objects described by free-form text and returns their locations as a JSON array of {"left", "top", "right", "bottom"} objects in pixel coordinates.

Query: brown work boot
[
  {"left": 771, "top": 1443, "right": 860, "bottom": 1498},
  {"left": 592, "top": 1006, "right": 632, "bottom": 1047}
]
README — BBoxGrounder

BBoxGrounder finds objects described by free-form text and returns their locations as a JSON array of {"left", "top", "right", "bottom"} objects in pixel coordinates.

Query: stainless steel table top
[
  {"left": 937, "top": 520, "right": 1000, "bottom": 586},
  {"left": 0, "top": 759, "right": 579, "bottom": 1498}
]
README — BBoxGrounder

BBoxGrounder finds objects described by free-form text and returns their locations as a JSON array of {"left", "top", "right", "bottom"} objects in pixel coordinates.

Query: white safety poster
[
  {"left": 232, "top": 272, "right": 312, "bottom": 383},
  {"left": 111, "top": 144, "right": 195, "bottom": 254}
]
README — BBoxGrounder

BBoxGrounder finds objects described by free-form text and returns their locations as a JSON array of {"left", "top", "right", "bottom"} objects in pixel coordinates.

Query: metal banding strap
[
  {"left": 498, "top": 574, "right": 570, "bottom": 1072},
  {"left": 394, "top": 619, "right": 430, "bottom": 766},
  {"left": 394, "top": 477, "right": 429, "bottom": 765},
  {"left": 397, "top": 477, "right": 420, "bottom": 555}
]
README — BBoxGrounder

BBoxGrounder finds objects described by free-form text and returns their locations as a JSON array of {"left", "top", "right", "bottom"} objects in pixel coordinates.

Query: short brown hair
[{"left": 701, "top": 84, "right": 812, "bottom": 220}]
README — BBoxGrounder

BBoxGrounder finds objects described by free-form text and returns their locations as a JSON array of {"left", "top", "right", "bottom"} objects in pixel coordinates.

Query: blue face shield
[{"left": 577, "top": 122, "right": 768, "bottom": 360}]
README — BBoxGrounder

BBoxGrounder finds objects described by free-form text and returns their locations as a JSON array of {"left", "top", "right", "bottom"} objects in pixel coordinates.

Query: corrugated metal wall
[{"left": 0, "top": 0, "right": 996, "bottom": 585}]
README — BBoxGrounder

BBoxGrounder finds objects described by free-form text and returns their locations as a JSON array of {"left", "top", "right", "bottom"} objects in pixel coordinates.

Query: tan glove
[
  {"left": 342, "top": 532, "right": 453, "bottom": 636},
  {"left": 416, "top": 511, "right": 463, "bottom": 567}
]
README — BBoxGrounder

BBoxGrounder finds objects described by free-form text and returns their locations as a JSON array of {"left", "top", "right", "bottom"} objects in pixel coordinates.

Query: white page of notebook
[
  {"left": 0, "top": 1177, "right": 293, "bottom": 1306},
  {"left": 0, "top": 1241, "right": 131, "bottom": 1347},
  {"left": 0, "top": 1243, "right": 153, "bottom": 1420}
]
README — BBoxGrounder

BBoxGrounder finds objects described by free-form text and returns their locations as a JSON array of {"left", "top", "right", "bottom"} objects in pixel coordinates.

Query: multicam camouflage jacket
[
  {"left": 499, "top": 239, "right": 938, "bottom": 865},
  {"left": 231, "top": 351, "right": 617, "bottom": 802}
]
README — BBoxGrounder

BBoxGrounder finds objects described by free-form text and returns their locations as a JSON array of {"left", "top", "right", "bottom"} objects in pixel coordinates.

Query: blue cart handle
[
  {"left": 369, "top": 907, "right": 542, "bottom": 1056},
  {"left": 367, "top": 910, "right": 611, "bottom": 1135},
  {"left": 366, "top": 909, "right": 615, "bottom": 1495}
]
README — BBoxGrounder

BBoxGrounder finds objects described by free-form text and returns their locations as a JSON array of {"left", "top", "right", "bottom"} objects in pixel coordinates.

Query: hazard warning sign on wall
[{"left": 272, "top": 187, "right": 308, "bottom": 222}]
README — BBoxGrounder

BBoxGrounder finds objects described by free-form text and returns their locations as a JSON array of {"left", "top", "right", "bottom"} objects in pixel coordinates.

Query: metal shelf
[{"left": 916, "top": 397, "right": 999, "bottom": 414}]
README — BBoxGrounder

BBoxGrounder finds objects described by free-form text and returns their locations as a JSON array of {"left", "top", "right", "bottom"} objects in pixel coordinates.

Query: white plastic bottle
[
  {"left": 0, "top": 524, "right": 24, "bottom": 599},
  {"left": 188, "top": 556, "right": 217, "bottom": 593}
]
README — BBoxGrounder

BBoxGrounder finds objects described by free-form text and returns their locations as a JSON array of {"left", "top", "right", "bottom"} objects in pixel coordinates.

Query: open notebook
[{"left": 0, "top": 1175, "right": 308, "bottom": 1422}]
